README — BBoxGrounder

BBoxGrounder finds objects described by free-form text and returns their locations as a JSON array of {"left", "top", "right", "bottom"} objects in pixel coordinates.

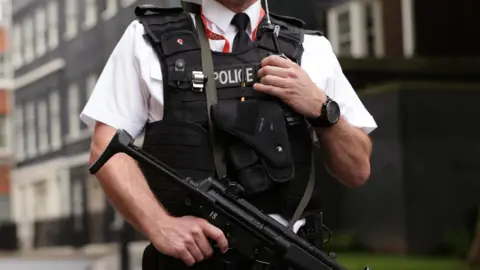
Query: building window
[
  {"left": 102, "top": 0, "right": 118, "bottom": 20},
  {"left": 22, "top": 17, "right": 35, "bottom": 64},
  {"left": 0, "top": 115, "right": 6, "bottom": 148},
  {"left": 68, "top": 83, "right": 80, "bottom": 138},
  {"left": 86, "top": 73, "right": 97, "bottom": 99},
  {"left": 49, "top": 91, "right": 61, "bottom": 150},
  {"left": 35, "top": 7, "right": 47, "bottom": 57},
  {"left": 120, "top": 0, "right": 137, "bottom": 8},
  {"left": 47, "top": 0, "right": 59, "bottom": 50},
  {"left": 38, "top": 99, "right": 49, "bottom": 153},
  {"left": 0, "top": 54, "right": 6, "bottom": 78},
  {"left": 72, "top": 180, "right": 84, "bottom": 231},
  {"left": 337, "top": 10, "right": 351, "bottom": 56},
  {"left": 26, "top": 101, "right": 37, "bottom": 158},
  {"left": 33, "top": 181, "right": 48, "bottom": 220},
  {"left": 327, "top": 0, "right": 383, "bottom": 58},
  {"left": 13, "top": 24, "right": 23, "bottom": 69},
  {"left": 14, "top": 107, "right": 25, "bottom": 161},
  {"left": 83, "top": 0, "right": 97, "bottom": 30},
  {"left": 18, "top": 185, "right": 28, "bottom": 221},
  {"left": 87, "top": 175, "right": 105, "bottom": 213},
  {"left": 64, "top": 0, "right": 78, "bottom": 40}
]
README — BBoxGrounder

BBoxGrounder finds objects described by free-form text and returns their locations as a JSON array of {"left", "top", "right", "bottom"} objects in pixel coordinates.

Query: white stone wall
[{"left": 11, "top": 152, "right": 89, "bottom": 250}]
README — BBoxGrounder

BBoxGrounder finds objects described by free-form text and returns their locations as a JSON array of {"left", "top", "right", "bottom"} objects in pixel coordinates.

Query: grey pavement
[
  {"left": 0, "top": 242, "right": 147, "bottom": 270},
  {"left": 0, "top": 257, "right": 93, "bottom": 270}
]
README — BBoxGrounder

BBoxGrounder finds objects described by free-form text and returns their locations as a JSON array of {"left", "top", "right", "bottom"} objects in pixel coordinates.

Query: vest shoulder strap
[
  {"left": 304, "top": 29, "right": 324, "bottom": 37},
  {"left": 135, "top": 4, "right": 198, "bottom": 58},
  {"left": 269, "top": 12, "right": 306, "bottom": 29},
  {"left": 134, "top": 3, "right": 184, "bottom": 16},
  {"left": 256, "top": 12, "right": 306, "bottom": 61}
]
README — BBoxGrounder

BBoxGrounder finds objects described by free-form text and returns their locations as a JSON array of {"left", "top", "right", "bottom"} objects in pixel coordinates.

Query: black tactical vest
[{"left": 135, "top": 4, "right": 324, "bottom": 220}]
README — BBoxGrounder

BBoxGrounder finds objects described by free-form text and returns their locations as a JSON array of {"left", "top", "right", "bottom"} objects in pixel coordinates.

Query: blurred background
[{"left": 0, "top": 0, "right": 479, "bottom": 269}]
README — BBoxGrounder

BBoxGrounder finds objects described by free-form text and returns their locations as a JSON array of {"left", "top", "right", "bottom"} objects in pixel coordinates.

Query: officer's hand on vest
[
  {"left": 152, "top": 215, "right": 229, "bottom": 266},
  {"left": 254, "top": 55, "right": 327, "bottom": 119}
]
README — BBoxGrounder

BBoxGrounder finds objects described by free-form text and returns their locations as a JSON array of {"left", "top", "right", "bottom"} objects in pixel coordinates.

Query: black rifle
[{"left": 89, "top": 129, "right": 370, "bottom": 270}]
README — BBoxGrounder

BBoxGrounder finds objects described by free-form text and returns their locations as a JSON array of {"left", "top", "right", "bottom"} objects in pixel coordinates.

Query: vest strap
[
  {"left": 287, "top": 129, "right": 318, "bottom": 229},
  {"left": 194, "top": 13, "right": 227, "bottom": 179}
]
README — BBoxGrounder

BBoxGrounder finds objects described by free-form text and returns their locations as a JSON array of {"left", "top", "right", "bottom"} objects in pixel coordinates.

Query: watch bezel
[
  {"left": 307, "top": 96, "right": 340, "bottom": 127},
  {"left": 325, "top": 99, "right": 340, "bottom": 124}
]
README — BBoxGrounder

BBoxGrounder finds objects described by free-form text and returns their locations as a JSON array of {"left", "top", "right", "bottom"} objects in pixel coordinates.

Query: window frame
[{"left": 47, "top": 0, "right": 59, "bottom": 50}]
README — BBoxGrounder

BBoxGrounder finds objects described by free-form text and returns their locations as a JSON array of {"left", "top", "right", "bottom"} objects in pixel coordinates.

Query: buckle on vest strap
[{"left": 191, "top": 71, "right": 207, "bottom": 92}]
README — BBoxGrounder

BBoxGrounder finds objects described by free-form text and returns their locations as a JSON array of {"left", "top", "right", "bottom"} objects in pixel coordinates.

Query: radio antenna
[{"left": 265, "top": 0, "right": 272, "bottom": 24}]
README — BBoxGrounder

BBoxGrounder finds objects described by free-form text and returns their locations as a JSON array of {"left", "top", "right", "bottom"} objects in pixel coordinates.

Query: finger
[
  {"left": 261, "top": 55, "right": 293, "bottom": 68},
  {"left": 260, "top": 75, "right": 291, "bottom": 89},
  {"left": 258, "top": 65, "right": 292, "bottom": 79},
  {"left": 187, "top": 242, "right": 205, "bottom": 262},
  {"left": 179, "top": 249, "right": 196, "bottom": 267},
  {"left": 200, "top": 221, "right": 229, "bottom": 253},
  {"left": 195, "top": 233, "right": 214, "bottom": 258},
  {"left": 253, "top": 83, "right": 283, "bottom": 98}
]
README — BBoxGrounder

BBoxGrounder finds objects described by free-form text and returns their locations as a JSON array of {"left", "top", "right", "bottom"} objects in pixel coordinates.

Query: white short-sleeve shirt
[{"left": 80, "top": 0, "right": 377, "bottom": 231}]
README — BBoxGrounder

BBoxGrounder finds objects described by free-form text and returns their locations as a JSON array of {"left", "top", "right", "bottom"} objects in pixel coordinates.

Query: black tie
[{"left": 231, "top": 13, "right": 252, "bottom": 52}]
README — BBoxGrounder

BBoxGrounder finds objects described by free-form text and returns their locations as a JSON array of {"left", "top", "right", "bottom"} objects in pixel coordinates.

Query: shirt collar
[{"left": 202, "top": 0, "right": 262, "bottom": 34}]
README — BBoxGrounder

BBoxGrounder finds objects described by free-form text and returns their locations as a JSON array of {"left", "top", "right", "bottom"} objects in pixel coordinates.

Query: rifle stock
[{"left": 90, "top": 129, "right": 370, "bottom": 270}]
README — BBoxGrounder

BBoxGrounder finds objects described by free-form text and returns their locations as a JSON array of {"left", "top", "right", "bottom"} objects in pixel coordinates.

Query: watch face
[{"left": 326, "top": 101, "right": 340, "bottom": 123}]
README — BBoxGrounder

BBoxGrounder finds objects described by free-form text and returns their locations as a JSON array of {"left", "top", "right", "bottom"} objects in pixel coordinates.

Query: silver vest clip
[{"left": 191, "top": 71, "right": 207, "bottom": 92}]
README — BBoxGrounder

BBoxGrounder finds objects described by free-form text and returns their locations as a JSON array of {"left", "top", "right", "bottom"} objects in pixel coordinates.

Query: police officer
[{"left": 81, "top": 0, "right": 377, "bottom": 269}]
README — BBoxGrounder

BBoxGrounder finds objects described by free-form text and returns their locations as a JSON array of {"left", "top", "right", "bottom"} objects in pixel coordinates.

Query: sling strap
[
  {"left": 194, "top": 12, "right": 227, "bottom": 179},
  {"left": 288, "top": 129, "right": 317, "bottom": 230}
]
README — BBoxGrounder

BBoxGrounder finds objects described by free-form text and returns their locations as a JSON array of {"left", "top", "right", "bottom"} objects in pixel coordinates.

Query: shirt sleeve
[
  {"left": 80, "top": 20, "right": 150, "bottom": 139},
  {"left": 302, "top": 35, "right": 378, "bottom": 135}
]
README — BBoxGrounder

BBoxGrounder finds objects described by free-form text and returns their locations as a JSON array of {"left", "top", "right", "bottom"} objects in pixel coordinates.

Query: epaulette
[
  {"left": 269, "top": 12, "right": 306, "bottom": 29},
  {"left": 134, "top": 4, "right": 184, "bottom": 17},
  {"left": 304, "top": 29, "right": 324, "bottom": 36}
]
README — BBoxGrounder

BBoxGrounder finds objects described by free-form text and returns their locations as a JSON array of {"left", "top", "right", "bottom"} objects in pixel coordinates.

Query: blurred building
[
  {"left": 10, "top": 0, "right": 149, "bottom": 252},
  {"left": 326, "top": 0, "right": 480, "bottom": 58},
  {"left": 322, "top": 0, "right": 480, "bottom": 255},
  {"left": 0, "top": 0, "right": 13, "bottom": 223}
]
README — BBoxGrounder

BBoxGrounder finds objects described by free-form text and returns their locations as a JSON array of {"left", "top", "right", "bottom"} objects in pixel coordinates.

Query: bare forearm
[
  {"left": 316, "top": 117, "right": 372, "bottom": 187},
  {"left": 89, "top": 124, "right": 171, "bottom": 240}
]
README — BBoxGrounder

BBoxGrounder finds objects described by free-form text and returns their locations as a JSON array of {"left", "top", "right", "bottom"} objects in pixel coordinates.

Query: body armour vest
[{"left": 135, "top": 4, "right": 324, "bottom": 220}]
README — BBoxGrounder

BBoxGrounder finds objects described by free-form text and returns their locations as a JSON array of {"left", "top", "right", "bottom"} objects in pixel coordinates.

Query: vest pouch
[
  {"left": 160, "top": 30, "right": 199, "bottom": 56},
  {"left": 212, "top": 99, "right": 295, "bottom": 192},
  {"left": 226, "top": 140, "right": 272, "bottom": 195},
  {"left": 140, "top": 120, "right": 215, "bottom": 217}
]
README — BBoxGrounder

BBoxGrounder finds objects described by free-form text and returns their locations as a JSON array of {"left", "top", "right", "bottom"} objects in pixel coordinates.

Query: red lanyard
[{"left": 201, "top": 8, "right": 266, "bottom": 53}]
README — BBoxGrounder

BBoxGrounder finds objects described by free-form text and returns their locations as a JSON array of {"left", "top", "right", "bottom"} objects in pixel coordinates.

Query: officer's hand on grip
[
  {"left": 152, "top": 215, "right": 229, "bottom": 266},
  {"left": 254, "top": 55, "right": 327, "bottom": 119}
]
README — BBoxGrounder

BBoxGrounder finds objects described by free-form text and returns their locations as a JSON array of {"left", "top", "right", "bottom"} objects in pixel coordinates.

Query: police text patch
[{"left": 213, "top": 65, "right": 257, "bottom": 89}]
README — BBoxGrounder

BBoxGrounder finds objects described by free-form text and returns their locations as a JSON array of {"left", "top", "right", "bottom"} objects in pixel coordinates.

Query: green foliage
[
  {"left": 336, "top": 253, "right": 468, "bottom": 270},
  {"left": 441, "top": 228, "right": 474, "bottom": 258},
  {"left": 324, "top": 231, "right": 367, "bottom": 253}
]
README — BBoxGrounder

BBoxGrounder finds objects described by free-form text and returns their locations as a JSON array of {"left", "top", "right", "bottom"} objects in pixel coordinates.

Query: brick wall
[
  {"left": 0, "top": 27, "right": 7, "bottom": 52},
  {"left": 0, "top": 90, "right": 10, "bottom": 115},
  {"left": 0, "top": 165, "right": 10, "bottom": 195},
  {"left": 380, "top": 0, "right": 404, "bottom": 57}
]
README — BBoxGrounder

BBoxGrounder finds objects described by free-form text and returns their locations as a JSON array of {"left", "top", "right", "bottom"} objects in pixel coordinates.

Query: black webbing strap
[
  {"left": 288, "top": 129, "right": 317, "bottom": 230},
  {"left": 194, "top": 13, "right": 227, "bottom": 179}
]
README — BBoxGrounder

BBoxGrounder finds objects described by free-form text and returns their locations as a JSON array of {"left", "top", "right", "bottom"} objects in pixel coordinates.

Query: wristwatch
[{"left": 307, "top": 96, "right": 340, "bottom": 127}]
